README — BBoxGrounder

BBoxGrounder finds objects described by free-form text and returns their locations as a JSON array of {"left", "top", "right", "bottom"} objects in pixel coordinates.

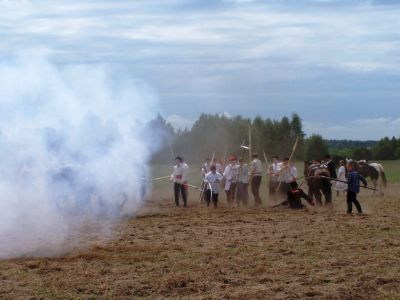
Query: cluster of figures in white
[
  {"left": 170, "top": 154, "right": 387, "bottom": 214},
  {"left": 170, "top": 153, "right": 299, "bottom": 209}
]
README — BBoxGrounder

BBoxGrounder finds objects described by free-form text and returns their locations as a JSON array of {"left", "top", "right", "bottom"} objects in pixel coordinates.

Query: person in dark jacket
[{"left": 346, "top": 162, "right": 368, "bottom": 214}]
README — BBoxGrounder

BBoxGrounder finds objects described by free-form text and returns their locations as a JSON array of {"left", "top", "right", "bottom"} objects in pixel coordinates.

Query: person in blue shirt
[{"left": 346, "top": 162, "right": 368, "bottom": 214}]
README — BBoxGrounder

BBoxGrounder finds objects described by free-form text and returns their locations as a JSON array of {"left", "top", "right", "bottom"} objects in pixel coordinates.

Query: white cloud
[
  {"left": 1, "top": 0, "right": 400, "bottom": 136},
  {"left": 2, "top": 0, "right": 400, "bottom": 73},
  {"left": 351, "top": 118, "right": 392, "bottom": 125},
  {"left": 304, "top": 118, "right": 400, "bottom": 140}
]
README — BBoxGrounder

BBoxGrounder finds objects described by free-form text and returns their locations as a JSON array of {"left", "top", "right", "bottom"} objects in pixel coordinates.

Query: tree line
[
  {"left": 147, "top": 113, "right": 400, "bottom": 163},
  {"left": 331, "top": 136, "right": 400, "bottom": 161},
  {"left": 302, "top": 135, "right": 400, "bottom": 161}
]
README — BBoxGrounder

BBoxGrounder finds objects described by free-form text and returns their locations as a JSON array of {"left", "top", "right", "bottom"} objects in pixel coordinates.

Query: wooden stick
[
  {"left": 211, "top": 151, "right": 216, "bottom": 167},
  {"left": 152, "top": 175, "right": 172, "bottom": 181},
  {"left": 263, "top": 150, "right": 269, "bottom": 197},
  {"left": 288, "top": 136, "right": 299, "bottom": 164},
  {"left": 152, "top": 169, "right": 197, "bottom": 183},
  {"left": 319, "top": 176, "right": 378, "bottom": 191},
  {"left": 175, "top": 182, "right": 204, "bottom": 192},
  {"left": 222, "top": 146, "right": 227, "bottom": 170},
  {"left": 248, "top": 125, "right": 252, "bottom": 164}
]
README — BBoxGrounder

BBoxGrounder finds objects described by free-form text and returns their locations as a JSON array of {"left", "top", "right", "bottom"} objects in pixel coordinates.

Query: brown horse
[{"left": 304, "top": 161, "right": 332, "bottom": 206}]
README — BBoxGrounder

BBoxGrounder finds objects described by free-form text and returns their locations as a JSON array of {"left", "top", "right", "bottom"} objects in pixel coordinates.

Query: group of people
[
  {"left": 170, "top": 154, "right": 265, "bottom": 208},
  {"left": 268, "top": 156, "right": 298, "bottom": 197},
  {"left": 170, "top": 153, "right": 297, "bottom": 208},
  {"left": 170, "top": 153, "right": 368, "bottom": 215},
  {"left": 284, "top": 158, "right": 367, "bottom": 214},
  {"left": 201, "top": 153, "right": 263, "bottom": 208}
]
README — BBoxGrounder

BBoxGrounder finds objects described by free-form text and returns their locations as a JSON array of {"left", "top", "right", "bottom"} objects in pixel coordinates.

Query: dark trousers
[
  {"left": 174, "top": 182, "right": 187, "bottom": 207},
  {"left": 205, "top": 189, "right": 218, "bottom": 207},
  {"left": 289, "top": 200, "right": 304, "bottom": 209},
  {"left": 269, "top": 180, "right": 278, "bottom": 196},
  {"left": 251, "top": 176, "right": 262, "bottom": 205},
  {"left": 347, "top": 190, "right": 362, "bottom": 213},
  {"left": 236, "top": 182, "right": 249, "bottom": 206},
  {"left": 281, "top": 182, "right": 291, "bottom": 194},
  {"left": 225, "top": 182, "right": 237, "bottom": 205},
  {"left": 325, "top": 182, "right": 332, "bottom": 205}
]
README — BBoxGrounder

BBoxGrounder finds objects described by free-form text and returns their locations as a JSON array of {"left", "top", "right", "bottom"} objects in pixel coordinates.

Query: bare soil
[{"left": 1, "top": 184, "right": 400, "bottom": 299}]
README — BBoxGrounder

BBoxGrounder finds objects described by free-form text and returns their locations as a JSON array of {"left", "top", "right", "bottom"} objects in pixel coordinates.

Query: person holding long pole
[
  {"left": 223, "top": 155, "right": 238, "bottom": 207},
  {"left": 268, "top": 155, "right": 281, "bottom": 200},
  {"left": 204, "top": 165, "right": 224, "bottom": 208},
  {"left": 278, "top": 157, "right": 297, "bottom": 195},
  {"left": 250, "top": 153, "right": 263, "bottom": 206},
  {"left": 346, "top": 162, "right": 367, "bottom": 215},
  {"left": 236, "top": 158, "right": 250, "bottom": 206},
  {"left": 170, "top": 156, "right": 189, "bottom": 207},
  {"left": 199, "top": 157, "right": 212, "bottom": 203}
]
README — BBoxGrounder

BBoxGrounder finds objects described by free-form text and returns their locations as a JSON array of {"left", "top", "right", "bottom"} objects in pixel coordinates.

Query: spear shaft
[{"left": 307, "top": 175, "right": 378, "bottom": 191}]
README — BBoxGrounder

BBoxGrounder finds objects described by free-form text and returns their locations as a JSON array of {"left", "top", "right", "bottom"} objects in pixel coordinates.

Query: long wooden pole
[
  {"left": 263, "top": 150, "right": 269, "bottom": 198},
  {"left": 222, "top": 146, "right": 227, "bottom": 170},
  {"left": 152, "top": 169, "right": 197, "bottom": 182},
  {"left": 211, "top": 151, "right": 216, "bottom": 167},
  {"left": 152, "top": 175, "right": 172, "bottom": 181},
  {"left": 319, "top": 176, "right": 378, "bottom": 191},
  {"left": 248, "top": 125, "right": 252, "bottom": 164},
  {"left": 288, "top": 136, "right": 299, "bottom": 165}
]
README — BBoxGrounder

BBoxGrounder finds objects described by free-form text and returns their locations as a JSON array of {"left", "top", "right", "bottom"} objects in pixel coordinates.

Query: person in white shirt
[
  {"left": 204, "top": 165, "right": 224, "bottom": 207},
  {"left": 278, "top": 157, "right": 297, "bottom": 194},
  {"left": 268, "top": 155, "right": 281, "bottom": 198},
  {"left": 236, "top": 158, "right": 249, "bottom": 206},
  {"left": 250, "top": 153, "right": 263, "bottom": 206},
  {"left": 223, "top": 155, "right": 238, "bottom": 206},
  {"left": 199, "top": 157, "right": 211, "bottom": 202},
  {"left": 335, "top": 160, "right": 347, "bottom": 196},
  {"left": 170, "top": 156, "right": 189, "bottom": 207}
]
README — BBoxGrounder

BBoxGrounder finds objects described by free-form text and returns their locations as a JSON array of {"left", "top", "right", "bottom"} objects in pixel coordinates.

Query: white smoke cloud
[{"left": 0, "top": 53, "right": 160, "bottom": 259}]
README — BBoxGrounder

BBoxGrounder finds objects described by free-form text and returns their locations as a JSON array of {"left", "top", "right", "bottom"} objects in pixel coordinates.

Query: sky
[{"left": 1, "top": 0, "right": 399, "bottom": 140}]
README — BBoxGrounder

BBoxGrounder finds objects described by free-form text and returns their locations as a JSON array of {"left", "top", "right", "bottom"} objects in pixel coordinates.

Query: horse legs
[
  {"left": 314, "top": 189, "right": 322, "bottom": 206},
  {"left": 322, "top": 184, "right": 333, "bottom": 208},
  {"left": 378, "top": 178, "right": 384, "bottom": 196},
  {"left": 307, "top": 186, "right": 313, "bottom": 201},
  {"left": 308, "top": 184, "right": 321, "bottom": 206},
  {"left": 372, "top": 178, "right": 378, "bottom": 196}
]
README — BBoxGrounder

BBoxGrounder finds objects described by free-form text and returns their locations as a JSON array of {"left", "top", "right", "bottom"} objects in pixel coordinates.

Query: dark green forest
[{"left": 147, "top": 113, "right": 400, "bottom": 163}]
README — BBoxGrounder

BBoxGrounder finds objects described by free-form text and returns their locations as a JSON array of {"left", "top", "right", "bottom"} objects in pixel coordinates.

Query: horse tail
[
  {"left": 378, "top": 164, "right": 387, "bottom": 188},
  {"left": 382, "top": 171, "right": 387, "bottom": 188}
]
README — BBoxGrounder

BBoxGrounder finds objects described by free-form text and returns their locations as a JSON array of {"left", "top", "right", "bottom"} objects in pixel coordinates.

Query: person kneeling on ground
[
  {"left": 204, "top": 165, "right": 224, "bottom": 208},
  {"left": 275, "top": 181, "right": 315, "bottom": 209}
]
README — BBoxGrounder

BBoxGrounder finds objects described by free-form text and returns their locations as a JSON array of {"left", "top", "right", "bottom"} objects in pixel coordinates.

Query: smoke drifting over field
[{"left": 0, "top": 54, "right": 160, "bottom": 259}]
